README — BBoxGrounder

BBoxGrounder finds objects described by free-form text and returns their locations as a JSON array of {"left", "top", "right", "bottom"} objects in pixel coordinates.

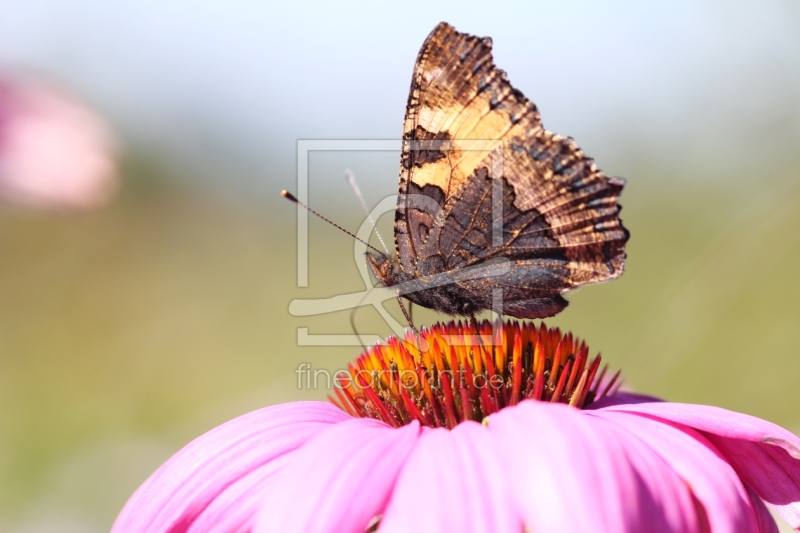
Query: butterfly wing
[
  {"left": 396, "top": 22, "right": 628, "bottom": 318},
  {"left": 423, "top": 135, "right": 627, "bottom": 317},
  {"left": 395, "top": 22, "right": 542, "bottom": 271}
]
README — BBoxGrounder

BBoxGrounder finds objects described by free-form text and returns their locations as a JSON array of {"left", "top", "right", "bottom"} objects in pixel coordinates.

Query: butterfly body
[{"left": 366, "top": 22, "right": 628, "bottom": 319}]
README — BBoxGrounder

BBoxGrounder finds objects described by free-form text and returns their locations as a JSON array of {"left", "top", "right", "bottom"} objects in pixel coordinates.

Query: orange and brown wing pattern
[
  {"left": 392, "top": 22, "right": 628, "bottom": 318},
  {"left": 396, "top": 22, "right": 543, "bottom": 268},
  {"left": 497, "top": 132, "right": 628, "bottom": 286}
]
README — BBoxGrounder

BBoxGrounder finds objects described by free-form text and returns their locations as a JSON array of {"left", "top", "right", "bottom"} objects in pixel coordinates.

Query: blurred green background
[{"left": 1, "top": 1, "right": 799, "bottom": 531}]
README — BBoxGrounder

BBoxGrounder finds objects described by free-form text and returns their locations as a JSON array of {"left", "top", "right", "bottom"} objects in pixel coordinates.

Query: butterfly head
[{"left": 366, "top": 252, "right": 402, "bottom": 288}]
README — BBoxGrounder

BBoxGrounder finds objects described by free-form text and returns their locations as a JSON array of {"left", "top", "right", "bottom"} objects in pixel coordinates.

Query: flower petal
[
  {"left": 185, "top": 463, "right": 280, "bottom": 533},
  {"left": 598, "top": 401, "right": 800, "bottom": 529},
  {"left": 596, "top": 402, "right": 800, "bottom": 458},
  {"left": 488, "top": 400, "right": 702, "bottom": 533},
  {"left": 745, "top": 485, "right": 780, "bottom": 533},
  {"left": 255, "top": 418, "right": 420, "bottom": 533},
  {"left": 588, "top": 392, "right": 664, "bottom": 408},
  {"left": 707, "top": 435, "right": 800, "bottom": 530},
  {"left": 589, "top": 409, "right": 763, "bottom": 533},
  {"left": 113, "top": 401, "right": 351, "bottom": 533},
  {"left": 380, "top": 422, "right": 520, "bottom": 533}
]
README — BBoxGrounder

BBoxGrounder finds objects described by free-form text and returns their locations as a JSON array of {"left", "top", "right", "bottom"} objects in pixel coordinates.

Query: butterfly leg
[
  {"left": 469, "top": 310, "right": 489, "bottom": 353},
  {"left": 396, "top": 290, "right": 423, "bottom": 355},
  {"left": 469, "top": 310, "right": 480, "bottom": 331},
  {"left": 396, "top": 290, "right": 418, "bottom": 332},
  {"left": 349, "top": 287, "right": 373, "bottom": 351}
]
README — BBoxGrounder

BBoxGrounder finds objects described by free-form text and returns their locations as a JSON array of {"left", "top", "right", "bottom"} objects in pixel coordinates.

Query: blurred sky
[
  {"left": 2, "top": 0, "right": 799, "bottom": 197},
  {"left": 1, "top": 1, "right": 800, "bottom": 532}
]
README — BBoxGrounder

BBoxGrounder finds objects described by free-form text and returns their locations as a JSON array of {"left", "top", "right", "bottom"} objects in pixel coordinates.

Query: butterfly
[{"left": 366, "top": 22, "right": 629, "bottom": 320}]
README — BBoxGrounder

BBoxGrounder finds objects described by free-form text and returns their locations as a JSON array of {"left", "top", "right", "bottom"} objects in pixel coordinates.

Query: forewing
[
  {"left": 395, "top": 22, "right": 542, "bottom": 270},
  {"left": 394, "top": 22, "right": 628, "bottom": 318}
]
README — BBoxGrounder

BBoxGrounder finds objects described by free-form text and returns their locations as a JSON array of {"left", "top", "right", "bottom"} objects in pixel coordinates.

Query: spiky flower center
[{"left": 331, "top": 320, "right": 622, "bottom": 428}]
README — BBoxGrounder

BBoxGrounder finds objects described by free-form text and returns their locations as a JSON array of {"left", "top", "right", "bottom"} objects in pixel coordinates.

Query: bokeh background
[{"left": 1, "top": 1, "right": 799, "bottom": 530}]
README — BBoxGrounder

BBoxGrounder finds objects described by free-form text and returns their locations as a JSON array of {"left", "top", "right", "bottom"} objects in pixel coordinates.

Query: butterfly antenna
[
  {"left": 344, "top": 169, "right": 390, "bottom": 255},
  {"left": 281, "top": 190, "right": 384, "bottom": 255}
]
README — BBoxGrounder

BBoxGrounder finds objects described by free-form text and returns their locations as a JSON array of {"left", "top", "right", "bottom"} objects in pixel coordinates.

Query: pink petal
[
  {"left": 255, "top": 418, "right": 420, "bottom": 533},
  {"left": 488, "top": 400, "right": 702, "bottom": 533},
  {"left": 113, "top": 401, "right": 351, "bottom": 533},
  {"left": 707, "top": 434, "right": 800, "bottom": 529},
  {"left": 745, "top": 485, "right": 780, "bottom": 533},
  {"left": 596, "top": 402, "right": 800, "bottom": 458},
  {"left": 380, "top": 422, "right": 520, "bottom": 533},
  {"left": 598, "top": 401, "right": 800, "bottom": 529},
  {"left": 185, "top": 461, "right": 285, "bottom": 533},
  {"left": 589, "top": 409, "right": 763, "bottom": 533},
  {"left": 588, "top": 391, "right": 664, "bottom": 408}
]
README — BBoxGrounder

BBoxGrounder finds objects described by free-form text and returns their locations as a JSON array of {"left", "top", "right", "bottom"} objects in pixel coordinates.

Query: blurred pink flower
[
  {"left": 0, "top": 75, "right": 119, "bottom": 209},
  {"left": 112, "top": 322, "right": 800, "bottom": 532}
]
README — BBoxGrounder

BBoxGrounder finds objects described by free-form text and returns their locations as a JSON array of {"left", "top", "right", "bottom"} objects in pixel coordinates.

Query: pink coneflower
[
  {"left": 0, "top": 75, "right": 119, "bottom": 209},
  {"left": 113, "top": 321, "right": 800, "bottom": 532}
]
